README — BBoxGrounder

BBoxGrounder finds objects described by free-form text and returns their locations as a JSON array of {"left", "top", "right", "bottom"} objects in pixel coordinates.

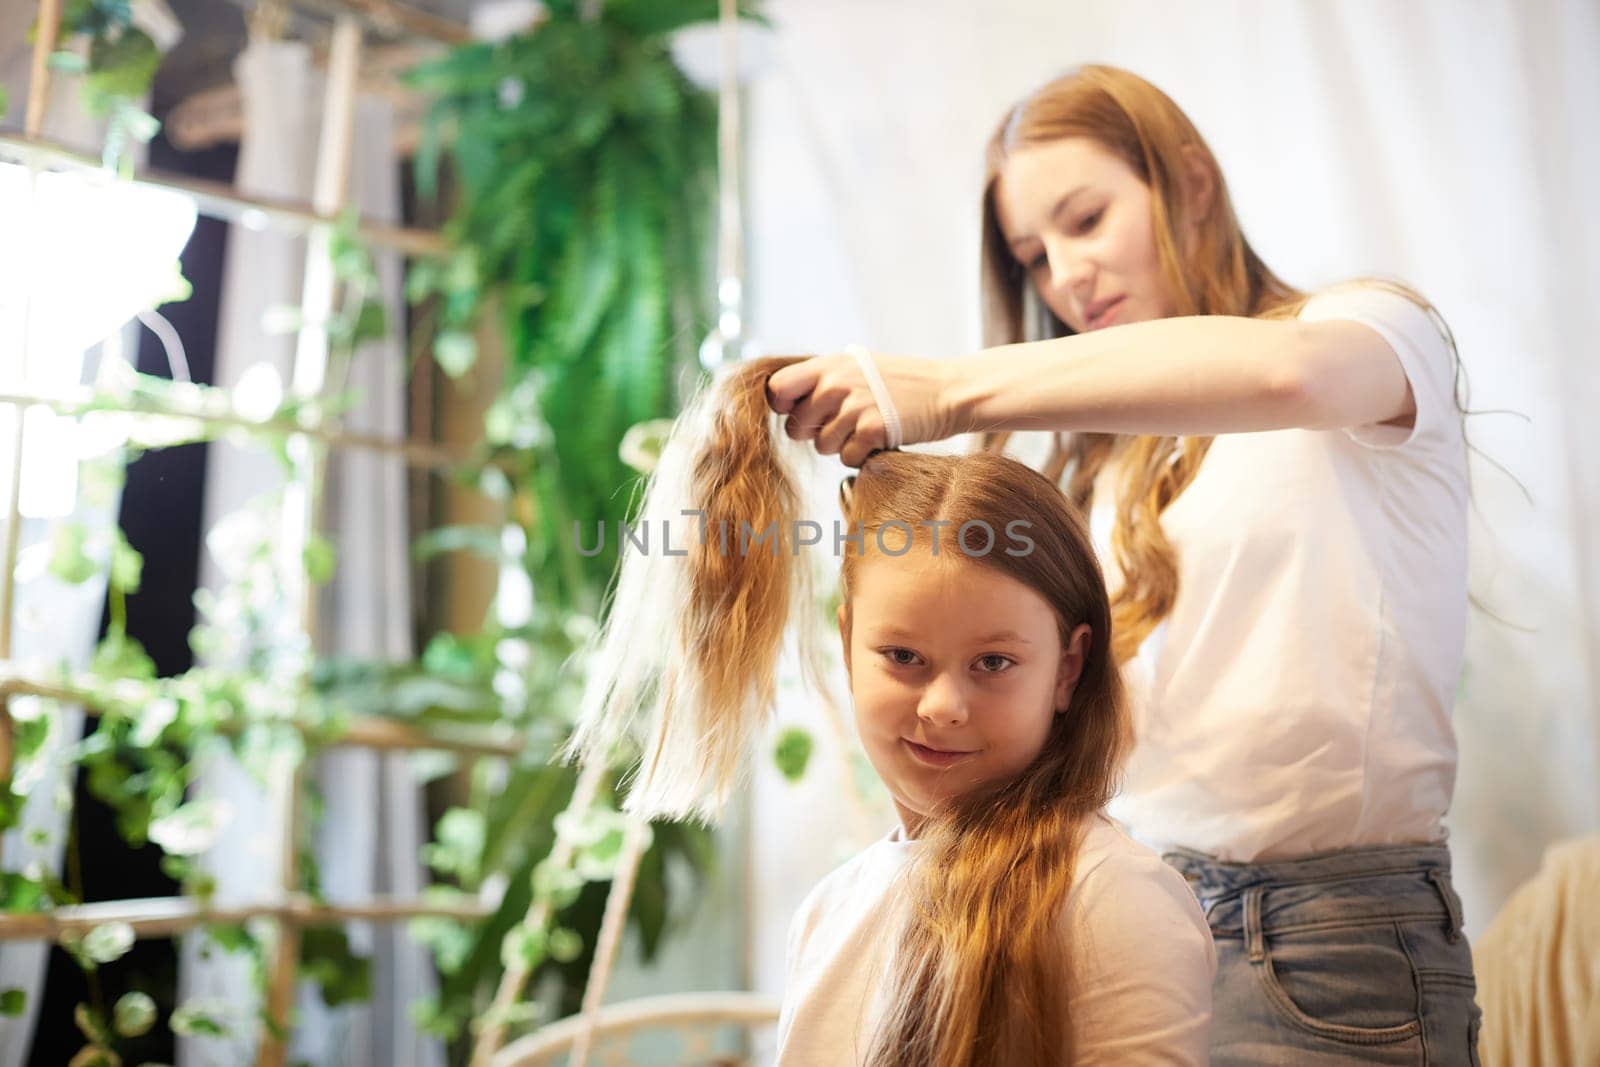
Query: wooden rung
[
  {"left": 0, "top": 671, "right": 523, "bottom": 759},
  {"left": 0, "top": 131, "right": 447, "bottom": 258},
  {"left": 0, "top": 387, "right": 498, "bottom": 476},
  {"left": 0, "top": 892, "right": 494, "bottom": 942}
]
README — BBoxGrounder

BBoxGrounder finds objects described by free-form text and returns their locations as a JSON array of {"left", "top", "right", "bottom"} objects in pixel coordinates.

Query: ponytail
[{"left": 561, "top": 356, "right": 834, "bottom": 823}]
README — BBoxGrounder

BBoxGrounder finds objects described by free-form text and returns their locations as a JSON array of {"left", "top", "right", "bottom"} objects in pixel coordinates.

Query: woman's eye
[
  {"left": 1075, "top": 209, "right": 1104, "bottom": 234},
  {"left": 977, "top": 655, "right": 1014, "bottom": 673},
  {"left": 1026, "top": 252, "right": 1047, "bottom": 272}
]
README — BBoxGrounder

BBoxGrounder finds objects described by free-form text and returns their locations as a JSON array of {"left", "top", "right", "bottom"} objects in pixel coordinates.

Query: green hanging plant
[{"left": 407, "top": 0, "right": 764, "bottom": 611}]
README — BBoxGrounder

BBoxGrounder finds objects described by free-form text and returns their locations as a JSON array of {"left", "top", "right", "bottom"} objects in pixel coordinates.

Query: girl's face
[
  {"left": 992, "top": 135, "right": 1173, "bottom": 333},
  {"left": 838, "top": 549, "right": 1091, "bottom": 837}
]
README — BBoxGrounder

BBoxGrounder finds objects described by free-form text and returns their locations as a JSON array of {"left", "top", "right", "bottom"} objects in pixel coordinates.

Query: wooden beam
[
  {"left": 0, "top": 672, "right": 524, "bottom": 759},
  {"left": 0, "top": 131, "right": 447, "bottom": 257},
  {"left": 0, "top": 387, "right": 491, "bottom": 476},
  {"left": 0, "top": 892, "right": 493, "bottom": 942},
  {"left": 164, "top": 42, "right": 440, "bottom": 154}
]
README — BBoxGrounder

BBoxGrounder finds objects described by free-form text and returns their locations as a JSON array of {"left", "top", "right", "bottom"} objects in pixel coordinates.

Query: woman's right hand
[{"left": 764, "top": 349, "right": 965, "bottom": 467}]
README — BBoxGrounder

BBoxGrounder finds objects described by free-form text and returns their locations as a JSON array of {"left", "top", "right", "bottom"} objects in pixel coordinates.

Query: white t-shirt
[
  {"left": 775, "top": 814, "right": 1216, "bottom": 1065},
  {"left": 1002, "top": 284, "right": 1468, "bottom": 862}
]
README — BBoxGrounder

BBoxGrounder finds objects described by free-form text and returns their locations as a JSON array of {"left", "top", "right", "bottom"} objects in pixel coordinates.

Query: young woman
[
  {"left": 765, "top": 65, "right": 1480, "bottom": 1065},
  {"left": 566, "top": 356, "right": 1215, "bottom": 1063}
]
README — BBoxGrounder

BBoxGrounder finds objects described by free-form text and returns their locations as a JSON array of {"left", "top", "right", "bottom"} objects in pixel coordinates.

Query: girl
[
  {"left": 764, "top": 65, "right": 1479, "bottom": 1065},
  {"left": 566, "top": 356, "right": 1215, "bottom": 1063}
]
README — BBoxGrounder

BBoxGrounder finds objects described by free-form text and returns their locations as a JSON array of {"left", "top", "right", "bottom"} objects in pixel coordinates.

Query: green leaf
[
  {"left": 434, "top": 331, "right": 478, "bottom": 378},
  {"left": 772, "top": 727, "right": 814, "bottom": 783},
  {"left": 110, "top": 532, "right": 143, "bottom": 593},
  {"left": 170, "top": 999, "right": 229, "bottom": 1037},
  {"left": 49, "top": 523, "right": 98, "bottom": 585},
  {"left": 411, "top": 524, "right": 506, "bottom": 563},
  {"left": 422, "top": 807, "right": 485, "bottom": 881},
  {"left": 547, "top": 926, "right": 582, "bottom": 963},
  {"left": 0, "top": 989, "right": 24, "bottom": 1016},
  {"left": 90, "top": 631, "right": 156, "bottom": 681},
  {"left": 73, "top": 1002, "right": 108, "bottom": 1044},
  {"left": 299, "top": 927, "right": 372, "bottom": 1008},
  {"left": 48, "top": 50, "right": 89, "bottom": 74},
  {"left": 0, "top": 871, "right": 47, "bottom": 913},
  {"left": 148, "top": 799, "right": 230, "bottom": 856},
  {"left": 350, "top": 298, "right": 388, "bottom": 346},
  {"left": 112, "top": 991, "right": 157, "bottom": 1037},
  {"left": 499, "top": 924, "right": 547, "bottom": 971},
  {"left": 86, "top": 28, "right": 160, "bottom": 110},
  {"left": 81, "top": 921, "right": 136, "bottom": 965},
  {"left": 303, "top": 536, "right": 336, "bottom": 585}
]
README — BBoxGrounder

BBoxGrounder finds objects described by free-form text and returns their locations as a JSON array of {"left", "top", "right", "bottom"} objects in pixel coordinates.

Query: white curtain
[
  {"left": 177, "top": 39, "right": 442, "bottom": 1067},
  {"left": 745, "top": 0, "right": 1600, "bottom": 1033}
]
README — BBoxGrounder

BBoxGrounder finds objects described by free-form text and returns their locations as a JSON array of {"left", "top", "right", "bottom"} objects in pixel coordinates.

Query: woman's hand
[{"left": 764, "top": 350, "right": 961, "bottom": 467}]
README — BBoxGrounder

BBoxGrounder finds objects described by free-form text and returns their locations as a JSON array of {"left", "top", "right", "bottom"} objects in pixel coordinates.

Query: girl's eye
[
  {"left": 977, "top": 654, "right": 1014, "bottom": 673},
  {"left": 1075, "top": 209, "right": 1104, "bottom": 234},
  {"left": 883, "top": 648, "right": 920, "bottom": 667},
  {"left": 1027, "top": 252, "right": 1047, "bottom": 272}
]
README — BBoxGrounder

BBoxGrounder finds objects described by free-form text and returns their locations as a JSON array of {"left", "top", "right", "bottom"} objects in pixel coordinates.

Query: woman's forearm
[{"left": 943, "top": 314, "right": 1402, "bottom": 438}]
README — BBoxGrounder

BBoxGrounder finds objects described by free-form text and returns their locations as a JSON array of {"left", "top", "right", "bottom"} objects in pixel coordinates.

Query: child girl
[{"left": 566, "top": 356, "right": 1216, "bottom": 1064}]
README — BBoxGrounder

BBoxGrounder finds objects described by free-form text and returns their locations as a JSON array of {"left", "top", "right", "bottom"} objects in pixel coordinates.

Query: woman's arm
[
  {"left": 947, "top": 314, "right": 1416, "bottom": 438},
  {"left": 765, "top": 313, "right": 1418, "bottom": 466}
]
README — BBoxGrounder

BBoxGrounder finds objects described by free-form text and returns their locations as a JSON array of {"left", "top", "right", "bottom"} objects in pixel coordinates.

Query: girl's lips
[
  {"left": 1087, "top": 296, "right": 1125, "bottom": 329},
  {"left": 903, "top": 739, "right": 977, "bottom": 768}
]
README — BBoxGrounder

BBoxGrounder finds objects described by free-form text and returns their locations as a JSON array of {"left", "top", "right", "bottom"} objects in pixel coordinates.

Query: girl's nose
[{"left": 915, "top": 672, "right": 969, "bottom": 728}]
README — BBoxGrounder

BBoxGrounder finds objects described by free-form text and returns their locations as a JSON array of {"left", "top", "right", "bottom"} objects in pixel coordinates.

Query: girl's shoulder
[
  {"left": 785, "top": 830, "right": 915, "bottom": 970},
  {"left": 1068, "top": 815, "right": 1210, "bottom": 938},
  {"left": 790, "top": 829, "right": 915, "bottom": 927}
]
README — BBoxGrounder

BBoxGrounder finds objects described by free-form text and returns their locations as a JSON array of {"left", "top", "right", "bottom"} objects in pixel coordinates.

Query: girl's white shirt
[
  {"left": 1002, "top": 284, "right": 1469, "bottom": 863},
  {"left": 775, "top": 813, "right": 1216, "bottom": 1065}
]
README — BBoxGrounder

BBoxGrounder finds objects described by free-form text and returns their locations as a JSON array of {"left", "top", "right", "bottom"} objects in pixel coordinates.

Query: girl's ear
[
  {"left": 1054, "top": 623, "right": 1093, "bottom": 713},
  {"left": 837, "top": 604, "right": 853, "bottom": 678}
]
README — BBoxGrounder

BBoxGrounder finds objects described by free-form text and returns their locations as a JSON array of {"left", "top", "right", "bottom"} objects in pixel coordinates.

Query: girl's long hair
[
  {"left": 842, "top": 448, "right": 1129, "bottom": 1066},
  {"left": 978, "top": 64, "right": 1455, "bottom": 662},
  {"left": 568, "top": 355, "right": 1129, "bottom": 1061}
]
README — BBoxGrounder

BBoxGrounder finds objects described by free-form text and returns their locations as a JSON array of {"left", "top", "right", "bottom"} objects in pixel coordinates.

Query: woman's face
[
  {"left": 838, "top": 548, "right": 1090, "bottom": 837},
  {"left": 993, "top": 135, "right": 1173, "bottom": 333}
]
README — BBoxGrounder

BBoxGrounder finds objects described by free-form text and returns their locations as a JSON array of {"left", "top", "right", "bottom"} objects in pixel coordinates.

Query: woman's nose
[
  {"left": 916, "top": 672, "right": 969, "bottom": 728},
  {"left": 1045, "top": 241, "right": 1094, "bottom": 298}
]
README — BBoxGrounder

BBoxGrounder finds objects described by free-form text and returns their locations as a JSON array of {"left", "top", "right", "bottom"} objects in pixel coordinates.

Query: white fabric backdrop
[
  {"left": 744, "top": 0, "right": 1600, "bottom": 1037},
  {"left": 176, "top": 39, "right": 443, "bottom": 1067}
]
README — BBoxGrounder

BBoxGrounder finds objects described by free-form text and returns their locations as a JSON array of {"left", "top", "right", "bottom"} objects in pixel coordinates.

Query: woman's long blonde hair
[
  {"left": 568, "top": 355, "right": 1129, "bottom": 1061},
  {"left": 979, "top": 64, "right": 1453, "bottom": 662}
]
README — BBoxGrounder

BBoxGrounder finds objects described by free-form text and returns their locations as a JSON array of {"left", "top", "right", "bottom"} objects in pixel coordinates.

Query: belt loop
[
  {"left": 1427, "top": 868, "right": 1465, "bottom": 943},
  {"left": 1243, "top": 884, "right": 1266, "bottom": 964}
]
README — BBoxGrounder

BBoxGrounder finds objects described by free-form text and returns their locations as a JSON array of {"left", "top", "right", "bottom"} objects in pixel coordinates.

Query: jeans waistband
[{"left": 1161, "top": 841, "right": 1454, "bottom": 899}]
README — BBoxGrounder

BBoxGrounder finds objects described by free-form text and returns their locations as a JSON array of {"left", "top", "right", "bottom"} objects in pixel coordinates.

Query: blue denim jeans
[{"left": 1163, "top": 844, "right": 1483, "bottom": 1066}]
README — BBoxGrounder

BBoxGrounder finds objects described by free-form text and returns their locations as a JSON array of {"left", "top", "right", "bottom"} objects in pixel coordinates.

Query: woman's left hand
[{"left": 764, "top": 350, "right": 962, "bottom": 467}]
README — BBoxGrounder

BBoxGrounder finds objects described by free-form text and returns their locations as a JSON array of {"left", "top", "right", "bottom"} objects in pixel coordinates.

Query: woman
[{"left": 765, "top": 64, "right": 1480, "bottom": 1065}]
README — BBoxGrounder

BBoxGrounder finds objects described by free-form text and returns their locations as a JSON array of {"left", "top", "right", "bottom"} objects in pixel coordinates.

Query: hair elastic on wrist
[{"left": 844, "top": 343, "right": 904, "bottom": 450}]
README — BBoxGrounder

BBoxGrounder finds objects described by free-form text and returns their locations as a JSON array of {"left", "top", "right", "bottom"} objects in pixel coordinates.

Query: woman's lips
[
  {"left": 903, "top": 739, "right": 977, "bottom": 768},
  {"left": 1087, "top": 296, "right": 1125, "bottom": 330}
]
